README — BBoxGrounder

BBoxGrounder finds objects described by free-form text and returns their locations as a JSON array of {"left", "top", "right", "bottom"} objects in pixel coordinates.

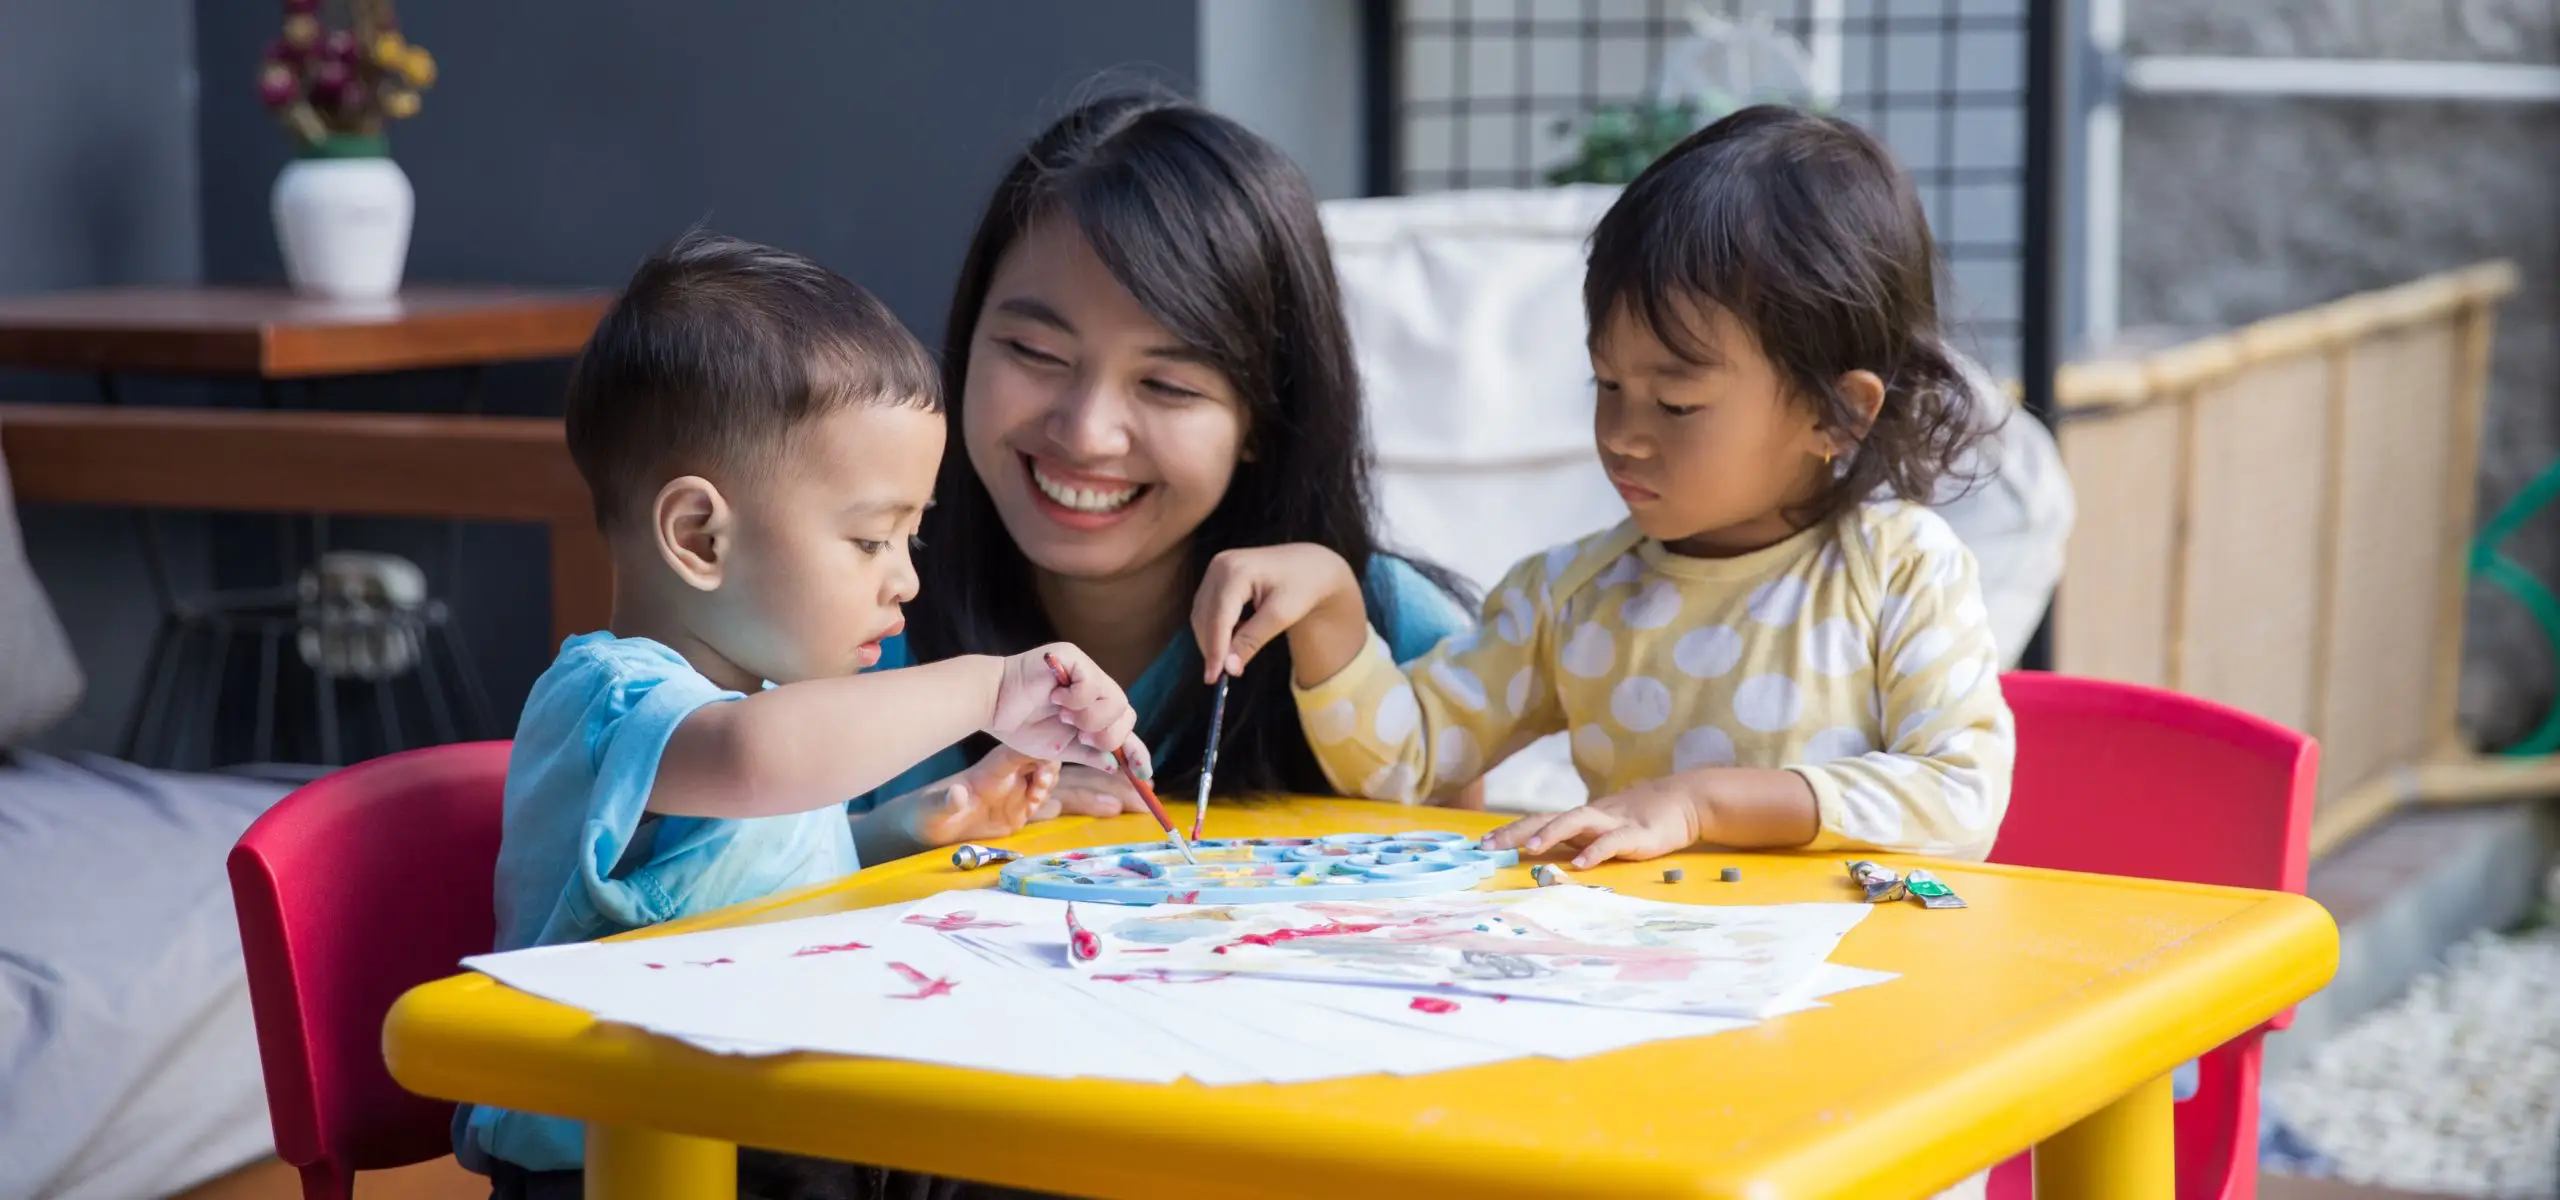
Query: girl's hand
[
  {"left": 988, "top": 644, "right": 1143, "bottom": 774},
  {"left": 903, "top": 746, "right": 1057, "bottom": 847},
  {"left": 1032, "top": 763, "right": 1150, "bottom": 821},
  {"left": 1191, "top": 544, "right": 1367, "bottom": 687},
  {"left": 1484, "top": 776, "right": 1707, "bottom": 868}
]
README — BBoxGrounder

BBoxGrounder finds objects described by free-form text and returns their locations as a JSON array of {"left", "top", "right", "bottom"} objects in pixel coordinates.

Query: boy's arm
[
  {"left": 845, "top": 789, "right": 945, "bottom": 866},
  {"left": 845, "top": 748, "right": 1057, "bottom": 865},
  {"left": 647, "top": 656, "right": 1006, "bottom": 820}
]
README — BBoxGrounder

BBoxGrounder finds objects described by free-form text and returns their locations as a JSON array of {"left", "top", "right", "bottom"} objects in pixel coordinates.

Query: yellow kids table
[{"left": 384, "top": 799, "right": 2337, "bottom": 1199}]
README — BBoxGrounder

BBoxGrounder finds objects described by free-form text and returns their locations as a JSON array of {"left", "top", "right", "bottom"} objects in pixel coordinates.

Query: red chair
[
  {"left": 229, "top": 741, "right": 511, "bottom": 1200},
  {"left": 1984, "top": 673, "right": 2318, "bottom": 1200}
]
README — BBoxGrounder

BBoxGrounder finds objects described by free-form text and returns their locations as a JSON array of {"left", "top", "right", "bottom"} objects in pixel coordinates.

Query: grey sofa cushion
[{"left": 0, "top": 417, "right": 85, "bottom": 744}]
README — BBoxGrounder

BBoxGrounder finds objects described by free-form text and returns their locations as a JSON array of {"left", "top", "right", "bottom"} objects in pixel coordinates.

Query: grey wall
[
  {"left": 194, "top": 1, "right": 1199, "bottom": 350},
  {"left": 0, "top": 0, "right": 212, "bottom": 755},
  {"left": 2120, "top": 0, "right": 2560, "bottom": 746},
  {"left": 6, "top": 0, "right": 1198, "bottom": 758},
  {"left": 1200, "top": 0, "right": 1368, "bottom": 200}
]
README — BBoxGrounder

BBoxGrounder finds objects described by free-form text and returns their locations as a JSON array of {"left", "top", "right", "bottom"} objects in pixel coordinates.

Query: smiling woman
[{"left": 856, "top": 90, "right": 1479, "bottom": 819}]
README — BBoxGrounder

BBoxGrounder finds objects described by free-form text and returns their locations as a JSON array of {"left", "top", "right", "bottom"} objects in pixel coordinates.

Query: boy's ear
[
  {"left": 1823, "top": 369, "right": 1888, "bottom": 457},
  {"left": 654, "top": 476, "right": 732, "bottom": 591}
]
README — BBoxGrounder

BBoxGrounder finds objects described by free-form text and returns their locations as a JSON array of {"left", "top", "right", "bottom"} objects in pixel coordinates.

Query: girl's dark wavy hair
[
  {"left": 1584, "top": 104, "right": 1989, "bottom": 525},
  {"left": 909, "top": 88, "right": 1472, "bottom": 796}
]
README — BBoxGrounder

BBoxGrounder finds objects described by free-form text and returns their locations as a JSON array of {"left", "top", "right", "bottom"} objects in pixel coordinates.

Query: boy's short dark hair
[
  {"left": 1584, "top": 105, "right": 1985, "bottom": 525},
  {"left": 565, "top": 229, "right": 939, "bottom": 529}
]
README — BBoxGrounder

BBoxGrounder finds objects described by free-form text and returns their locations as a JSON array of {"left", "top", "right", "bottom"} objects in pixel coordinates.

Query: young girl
[{"left": 1196, "top": 104, "right": 2013, "bottom": 868}]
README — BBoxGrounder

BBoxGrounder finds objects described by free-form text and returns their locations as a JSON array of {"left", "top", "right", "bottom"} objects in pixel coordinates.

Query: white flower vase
[{"left": 271, "top": 137, "right": 413, "bottom": 301}]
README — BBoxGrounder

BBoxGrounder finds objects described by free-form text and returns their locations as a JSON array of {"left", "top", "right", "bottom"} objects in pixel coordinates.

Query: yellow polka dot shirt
[{"left": 1296, "top": 501, "right": 2015, "bottom": 860}]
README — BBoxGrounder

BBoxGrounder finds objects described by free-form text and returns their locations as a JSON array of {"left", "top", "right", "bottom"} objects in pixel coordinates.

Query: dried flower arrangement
[{"left": 257, "top": 0, "right": 436, "bottom": 153}]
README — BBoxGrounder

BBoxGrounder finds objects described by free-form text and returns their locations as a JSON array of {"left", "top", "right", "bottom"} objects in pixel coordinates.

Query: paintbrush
[
  {"left": 1043, "top": 652, "right": 1197, "bottom": 864},
  {"left": 1192, "top": 672, "right": 1230, "bottom": 842}
]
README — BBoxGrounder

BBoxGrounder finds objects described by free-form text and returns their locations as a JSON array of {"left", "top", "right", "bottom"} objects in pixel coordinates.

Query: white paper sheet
[
  {"left": 458, "top": 888, "right": 1899, "bottom": 1086},
  {"left": 469, "top": 903, "right": 1188, "bottom": 1081}
]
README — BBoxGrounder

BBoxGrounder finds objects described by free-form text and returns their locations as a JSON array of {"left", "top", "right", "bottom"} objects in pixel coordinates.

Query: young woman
[{"left": 854, "top": 90, "right": 1481, "bottom": 823}]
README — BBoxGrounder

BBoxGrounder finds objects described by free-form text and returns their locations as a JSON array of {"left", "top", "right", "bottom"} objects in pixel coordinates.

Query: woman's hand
[
  {"left": 1032, "top": 763, "right": 1151, "bottom": 821},
  {"left": 1191, "top": 544, "right": 1369, "bottom": 687}
]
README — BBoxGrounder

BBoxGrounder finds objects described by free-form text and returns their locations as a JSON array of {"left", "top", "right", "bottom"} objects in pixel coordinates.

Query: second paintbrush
[{"left": 1192, "top": 672, "right": 1230, "bottom": 842}]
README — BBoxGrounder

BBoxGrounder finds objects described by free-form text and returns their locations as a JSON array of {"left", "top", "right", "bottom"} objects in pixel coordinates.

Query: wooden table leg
[
  {"left": 2033, "top": 1073, "right": 2174, "bottom": 1198},
  {"left": 585, "top": 1124, "right": 735, "bottom": 1199}
]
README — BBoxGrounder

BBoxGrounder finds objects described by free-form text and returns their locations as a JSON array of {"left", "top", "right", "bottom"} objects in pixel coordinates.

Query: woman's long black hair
[{"left": 909, "top": 88, "right": 1469, "bottom": 797}]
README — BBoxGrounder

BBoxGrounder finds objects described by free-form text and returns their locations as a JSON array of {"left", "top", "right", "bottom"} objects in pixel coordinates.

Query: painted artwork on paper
[{"left": 1076, "top": 886, "right": 1872, "bottom": 1018}]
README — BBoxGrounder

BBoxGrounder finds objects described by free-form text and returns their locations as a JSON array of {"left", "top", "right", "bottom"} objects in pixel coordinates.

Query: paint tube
[
  {"left": 1903, "top": 868, "right": 1967, "bottom": 909},
  {"left": 951, "top": 844, "right": 1022, "bottom": 870},
  {"left": 1064, "top": 902, "right": 1101, "bottom": 965},
  {"left": 1844, "top": 859, "right": 1908, "bottom": 904}
]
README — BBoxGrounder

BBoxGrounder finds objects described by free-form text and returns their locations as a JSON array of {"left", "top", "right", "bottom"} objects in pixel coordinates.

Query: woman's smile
[{"left": 1022, "top": 453, "right": 1150, "bottom": 529}]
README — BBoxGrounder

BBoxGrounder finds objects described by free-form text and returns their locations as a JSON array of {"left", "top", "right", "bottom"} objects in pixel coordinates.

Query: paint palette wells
[{"left": 997, "top": 831, "right": 1520, "bottom": 906}]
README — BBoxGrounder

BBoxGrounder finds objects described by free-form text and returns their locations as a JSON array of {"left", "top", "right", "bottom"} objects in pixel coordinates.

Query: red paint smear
[
  {"left": 904, "top": 911, "right": 1020, "bottom": 932},
  {"left": 1060, "top": 852, "right": 1092, "bottom": 861},
  {"left": 792, "top": 940, "right": 870, "bottom": 957},
  {"left": 1408, "top": 996, "right": 1460, "bottom": 1014},
  {"left": 644, "top": 963, "right": 665, "bottom": 970},
  {"left": 886, "top": 961, "right": 957, "bottom": 1000},
  {"left": 1169, "top": 890, "right": 1200, "bottom": 904},
  {"left": 1213, "top": 919, "right": 1406, "bottom": 954}
]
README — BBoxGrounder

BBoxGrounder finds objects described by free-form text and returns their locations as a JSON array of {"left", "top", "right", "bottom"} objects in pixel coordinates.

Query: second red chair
[{"left": 1983, "top": 672, "right": 2318, "bottom": 1200}]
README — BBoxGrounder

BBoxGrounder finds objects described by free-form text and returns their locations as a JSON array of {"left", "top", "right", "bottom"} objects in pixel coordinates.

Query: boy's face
[
  {"left": 1589, "top": 298, "right": 1835, "bottom": 557},
  {"left": 697, "top": 403, "right": 944, "bottom": 685}
]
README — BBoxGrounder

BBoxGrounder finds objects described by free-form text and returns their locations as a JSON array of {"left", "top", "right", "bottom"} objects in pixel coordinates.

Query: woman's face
[{"left": 962, "top": 218, "right": 1250, "bottom": 584}]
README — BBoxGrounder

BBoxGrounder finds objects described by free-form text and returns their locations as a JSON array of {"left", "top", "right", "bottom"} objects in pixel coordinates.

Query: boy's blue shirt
[{"left": 457, "top": 632, "right": 859, "bottom": 1171}]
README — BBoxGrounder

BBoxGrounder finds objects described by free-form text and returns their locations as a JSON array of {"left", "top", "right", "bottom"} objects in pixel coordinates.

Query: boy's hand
[
  {"left": 903, "top": 746, "right": 1057, "bottom": 847},
  {"left": 988, "top": 644, "right": 1141, "bottom": 774},
  {"left": 1484, "top": 776, "right": 1706, "bottom": 868},
  {"left": 1191, "top": 544, "right": 1366, "bottom": 686}
]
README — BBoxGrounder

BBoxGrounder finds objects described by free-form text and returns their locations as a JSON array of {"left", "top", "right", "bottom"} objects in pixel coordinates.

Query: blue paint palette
[{"left": 996, "top": 831, "right": 1520, "bottom": 906}]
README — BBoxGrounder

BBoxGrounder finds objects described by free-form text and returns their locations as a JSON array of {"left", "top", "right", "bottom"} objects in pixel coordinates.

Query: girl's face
[
  {"left": 1591, "top": 296, "right": 1853, "bottom": 557},
  {"left": 961, "top": 220, "right": 1250, "bottom": 584}
]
